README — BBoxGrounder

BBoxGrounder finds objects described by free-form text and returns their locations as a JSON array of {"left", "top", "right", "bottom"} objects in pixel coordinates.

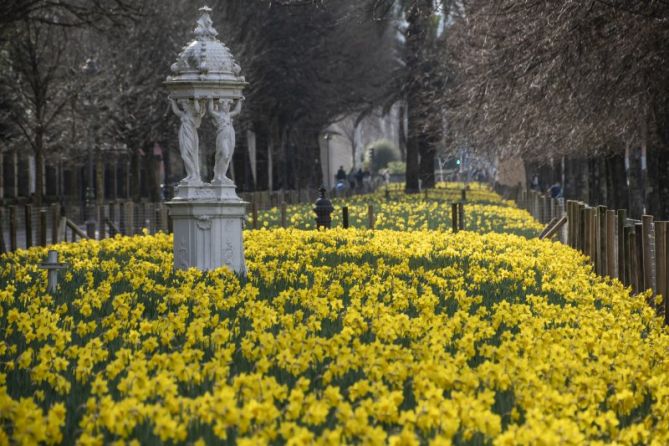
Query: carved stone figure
[
  {"left": 208, "top": 97, "right": 243, "bottom": 184},
  {"left": 170, "top": 98, "right": 204, "bottom": 185}
]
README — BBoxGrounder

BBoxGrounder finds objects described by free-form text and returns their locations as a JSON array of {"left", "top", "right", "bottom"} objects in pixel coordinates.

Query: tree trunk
[
  {"left": 398, "top": 102, "right": 407, "bottom": 162},
  {"left": 96, "top": 155, "right": 105, "bottom": 205},
  {"left": 654, "top": 99, "right": 669, "bottom": 219},
  {"left": 112, "top": 158, "right": 119, "bottom": 200},
  {"left": 0, "top": 152, "right": 4, "bottom": 203},
  {"left": 145, "top": 145, "right": 160, "bottom": 202},
  {"left": 280, "top": 126, "right": 289, "bottom": 191},
  {"left": 34, "top": 128, "right": 44, "bottom": 206},
  {"left": 626, "top": 146, "right": 644, "bottom": 219},
  {"left": 564, "top": 157, "right": 589, "bottom": 202},
  {"left": 419, "top": 133, "right": 435, "bottom": 188},
  {"left": 405, "top": 98, "right": 420, "bottom": 193},
  {"left": 403, "top": 3, "right": 430, "bottom": 194},
  {"left": 656, "top": 149, "right": 669, "bottom": 220},
  {"left": 605, "top": 153, "right": 627, "bottom": 210}
]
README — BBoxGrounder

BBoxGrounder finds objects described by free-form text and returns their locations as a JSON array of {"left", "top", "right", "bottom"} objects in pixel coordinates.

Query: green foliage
[
  {"left": 366, "top": 139, "right": 400, "bottom": 171},
  {"left": 387, "top": 161, "right": 406, "bottom": 174}
]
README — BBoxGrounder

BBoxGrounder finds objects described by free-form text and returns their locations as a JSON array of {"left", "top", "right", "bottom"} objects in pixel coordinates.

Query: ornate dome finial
[{"left": 194, "top": 6, "right": 218, "bottom": 40}]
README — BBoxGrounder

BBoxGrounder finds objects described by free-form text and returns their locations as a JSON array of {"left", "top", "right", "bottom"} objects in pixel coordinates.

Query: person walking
[
  {"left": 348, "top": 167, "right": 357, "bottom": 190},
  {"left": 336, "top": 166, "right": 347, "bottom": 183},
  {"left": 355, "top": 168, "right": 364, "bottom": 191}
]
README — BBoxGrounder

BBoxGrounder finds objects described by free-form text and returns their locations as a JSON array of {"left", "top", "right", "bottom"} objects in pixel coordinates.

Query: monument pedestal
[{"left": 167, "top": 184, "right": 247, "bottom": 274}]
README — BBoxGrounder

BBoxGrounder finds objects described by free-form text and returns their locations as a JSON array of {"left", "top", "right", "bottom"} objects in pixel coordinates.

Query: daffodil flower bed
[
  {"left": 1, "top": 229, "right": 667, "bottom": 445},
  {"left": 256, "top": 185, "right": 542, "bottom": 237}
]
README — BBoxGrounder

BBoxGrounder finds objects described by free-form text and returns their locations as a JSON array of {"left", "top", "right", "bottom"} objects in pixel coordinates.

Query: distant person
[
  {"left": 355, "top": 168, "right": 364, "bottom": 191},
  {"left": 530, "top": 174, "right": 541, "bottom": 191},
  {"left": 382, "top": 168, "right": 390, "bottom": 185},
  {"left": 549, "top": 182, "right": 562, "bottom": 199},
  {"left": 348, "top": 167, "right": 357, "bottom": 190},
  {"left": 362, "top": 168, "right": 371, "bottom": 192},
  {"left": 336, "top": 166, "right": 347, "bottom": 182}
]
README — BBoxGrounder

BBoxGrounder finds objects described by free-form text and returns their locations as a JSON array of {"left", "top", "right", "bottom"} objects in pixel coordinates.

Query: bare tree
[
  {"left": 0, "top": 21, "right": 76, "bottom": 205},
  {"left": 448, "top": 0, "right": 669, "bottom": 215}
]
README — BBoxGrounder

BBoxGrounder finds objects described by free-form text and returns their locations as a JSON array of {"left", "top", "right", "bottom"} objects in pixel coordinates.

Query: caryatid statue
[
  {"left": 170, "top": 98, "right": 204, "bottom": 185},
  {"left": 208, "top": 97, "right": 243, "bottom": 184}
]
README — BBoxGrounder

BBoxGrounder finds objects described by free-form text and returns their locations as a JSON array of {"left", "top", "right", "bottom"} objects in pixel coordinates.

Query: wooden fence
[
  {"left": 0, "top": 188, "right": 341, "bottom": 253},
  {"left": 518, "top": 189, "right": 669, "bottom": 323}
]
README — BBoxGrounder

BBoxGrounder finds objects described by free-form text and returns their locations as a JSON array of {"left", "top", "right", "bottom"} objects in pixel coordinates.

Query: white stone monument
[{"left": 165, "top": 6, "right": 248, "bottom": 274}]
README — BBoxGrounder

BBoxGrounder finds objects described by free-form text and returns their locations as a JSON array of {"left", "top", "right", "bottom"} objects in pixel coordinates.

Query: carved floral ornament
[{"left": 196, "top": 215, "right": 212, "bottom": 231}]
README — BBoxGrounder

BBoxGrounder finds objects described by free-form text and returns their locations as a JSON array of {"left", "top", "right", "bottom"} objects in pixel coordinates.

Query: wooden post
[
  {"left": 635, "top": 222, "right": 644, "bottom": 293},
  {"left": 9, "top": 206, "right": 16, "bottom": 252},
  {"left": 50, "top": 204, "right": 59, "bottom": 244},
  {"left": 461, "top": 189, "right": 466, "bottom": 202},
  {"left": 143, "top": 203, "right": 151, "bottom": 233},
  {"left": 598, "top": 206, "right": 607, "bottom": 275},
  {"left": 580, "top": 207, "right": 588, "bottom": 256},
  {"left": 57, "top": 217, "right": 67, "bottom": 243},
  {"left": 368, "top": 204, "right": 375, "bottom": 230},
  {"left": 119, "top": 201, "right": 126, "bottom": 235},
  {"left": 451, "top": 203, "right": 458, "bottom": 233},
  {"left": 578, "top": 205, "right": 587, "bottom": 254},
  {"left": 654, "top": 221, "right": 667, "bottom": 319},
  {"left": 539, "top": 217, "right": 559, "bottom": 239},
  {"left": 458, "top": 202, "right": 465, "bottom": 231},
  {"left": 617, "top": 210, "right": 627, "bottom": 281},
  {"left": 86, "top": 220, "right": 96, "bottom": 240},
  {"left": 66, "top": 218, "right": 88, "bottom": 240},
  {"left": 589, "top": 207, "right": 598, "bottom": 264},
  {"left": 606, "top": 210, "right": 616, "bottom": 278},
  {"left": 125, "top": 201, "right": 134, "bottom": 236},
  {"left": 424, "top": 189, "right": 429, "bottom": 201},
  {"left": 154, "top": 205, "right": 161, "bottom": 234},
  {"left": 642, "top": 215, "right": 654, "bottom": 293},
  {"left": 39, "top": 210, "right": 47, "bottom": 246},
  {"left": 161, "top": 206, "right": 169, "bottom": 233},
  {"left": 567, "top": 201, "right": 575, "bottom": 247},
  {"left": 24, "top": 205, "right": 33, "bottom": 248},
  {"left": 109, "top": 202, "right": 117, "bottom": 236},
  {"left": 623, "top": 226, "right": 633, "bottom": 287},
  {"left": 629, "top": 225, "right": 639, "bottom": 294},
  {"left": 0, "top": 208, "right": 5, "bottom": 254},
  {"left": 540, "top": 216, "right": 567, "bottom": 240},
  {"left": 665, "top": 223, "right": 669, "bottom": 324},
  {"left": 280, "top": 202, "right": 287, "bottom": 228},
  {"left": 97, "top": 205, "right": 106, "bottom": 240},
  {"left": 342, "top": 206, "right": 349, "bottom": 229}
]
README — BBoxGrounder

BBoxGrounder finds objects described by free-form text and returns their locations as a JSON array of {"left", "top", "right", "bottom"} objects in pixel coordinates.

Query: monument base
[
  {"left": 167, "top": 185, "right": 247, "bottom": 274},
  {"left": 173, "top": 181, "right": 240, "bottom": 201}
]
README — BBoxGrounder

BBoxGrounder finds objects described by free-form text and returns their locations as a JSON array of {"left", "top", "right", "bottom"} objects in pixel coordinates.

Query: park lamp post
[
  {"left": 80, "top": 57, "right": 99, "bottom": 235},
  {"left": 323, "top": 133, "right": 332, "bottom": 190},
  {"left": 321, "top": 129, "right": 340, "bottom": 191}
]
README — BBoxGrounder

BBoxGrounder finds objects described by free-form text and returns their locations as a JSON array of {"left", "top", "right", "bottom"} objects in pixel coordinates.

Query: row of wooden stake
[
  {"left": 248, "top": 201, "right": 467, "bottom": 232},
  {"left": 0, "top": 202, "right": 172, "bottom": 252},
  {"left": 566, "top": 200, "right": 669, "bottom": 323}
]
